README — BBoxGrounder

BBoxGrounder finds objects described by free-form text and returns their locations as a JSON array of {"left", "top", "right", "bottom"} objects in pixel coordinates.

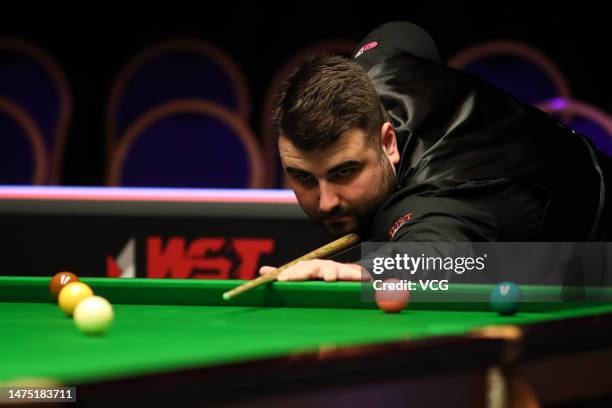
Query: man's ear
[{"left": 380, "top": 122, "right": 400, "bottom": 166}]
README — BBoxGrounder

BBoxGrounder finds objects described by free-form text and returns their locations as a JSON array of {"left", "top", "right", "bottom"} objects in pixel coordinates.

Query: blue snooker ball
[{"left": 490, "top": 282, "right": 523, "bottom": 316}]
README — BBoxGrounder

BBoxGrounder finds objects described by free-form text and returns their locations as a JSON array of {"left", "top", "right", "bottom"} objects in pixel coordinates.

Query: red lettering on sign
[
  {"left": 232, "top": 239, "right": 275, "bottom": 279},
  {"left": 147, "top": 236, "right": 275, "bottom": 279},
  {"left": 188, "top": 238, "right": 232, "bottom": 279},
  {"left": 147, "top": 237, "right": 189, "bottom": 278}
]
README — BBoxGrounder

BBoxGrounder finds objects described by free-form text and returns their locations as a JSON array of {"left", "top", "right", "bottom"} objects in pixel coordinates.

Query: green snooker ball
[{"left": 490, "top": 282, "right": 523, "bottom": 316}]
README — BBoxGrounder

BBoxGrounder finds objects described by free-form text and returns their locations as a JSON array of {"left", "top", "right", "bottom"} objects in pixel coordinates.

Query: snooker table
[{"left": 2, "top": 277, "right": 612, "bottom": 407}]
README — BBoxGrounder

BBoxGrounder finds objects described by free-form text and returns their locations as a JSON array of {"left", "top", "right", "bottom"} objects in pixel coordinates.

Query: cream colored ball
[{"left": 73, "top": 296, "right": 114, "bottom": 335}]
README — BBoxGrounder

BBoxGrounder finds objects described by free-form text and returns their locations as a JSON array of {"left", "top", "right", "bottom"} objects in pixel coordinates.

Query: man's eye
[
  {"left": 335, "top": 168, "right": 354, "bottom": 178},
  {"left": 296, "top": 174, "right": 314, "bottom": 182}
]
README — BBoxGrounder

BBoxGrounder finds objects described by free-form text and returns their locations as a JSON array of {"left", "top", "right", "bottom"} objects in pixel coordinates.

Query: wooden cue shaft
[{"left": 222, "top": 233, "right": 361, "bottom": 300}]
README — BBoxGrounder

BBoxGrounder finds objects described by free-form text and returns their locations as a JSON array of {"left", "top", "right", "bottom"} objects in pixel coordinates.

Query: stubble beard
[{"left": 321, "top": 157, "right": 398, "bottom": 238}]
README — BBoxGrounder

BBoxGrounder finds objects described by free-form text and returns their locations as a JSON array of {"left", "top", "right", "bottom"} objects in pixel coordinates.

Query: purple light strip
[
  {"left": 0, "top": 186, "right": 298, "bottom": 203},
  {"left": 546, "top": 97, "right": 569, "bottom": 110}
]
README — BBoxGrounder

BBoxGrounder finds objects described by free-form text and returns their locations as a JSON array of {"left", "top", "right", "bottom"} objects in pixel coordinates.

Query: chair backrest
[
  {"left": 108, "top": 99, "right": 264, "bottom": 188},
  {"left": 537, "top": 97, "right": 612, "bottom": 157},
  {"left": 261, "top": 40, "right": 358, "bottom": 188},
  {"left": 448, "top": 40, "right": 572, "bottom": 106},
  {"left": 107, "top": 38, "right": 250, "bottom": 162},
  {"left": 0, "top": 38, "right": 72, "bottom": 183},
  {"left": 0, "top": 97, "right": 47, "bottom": 184}
]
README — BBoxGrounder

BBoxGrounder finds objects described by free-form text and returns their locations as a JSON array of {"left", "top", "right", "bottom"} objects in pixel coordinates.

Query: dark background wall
[{"left": 2, "top": 3, "right": 609, "bottom": 186}]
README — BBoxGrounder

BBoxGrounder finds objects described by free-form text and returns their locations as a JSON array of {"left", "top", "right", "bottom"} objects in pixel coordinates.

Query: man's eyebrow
[
  {"left": 285, "top": 160, "right": 360, "bottom": 176},
  {"left": 327, "top": 160, "right": 360, "bottom": 175},
  {"left": 285, "top": 166, "right": 310, "bottom": 175}
]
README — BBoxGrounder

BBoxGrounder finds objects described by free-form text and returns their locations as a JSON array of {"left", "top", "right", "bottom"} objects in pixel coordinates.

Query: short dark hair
[{"left": 274, "top": 54, "right": 387, "bottom": 151}]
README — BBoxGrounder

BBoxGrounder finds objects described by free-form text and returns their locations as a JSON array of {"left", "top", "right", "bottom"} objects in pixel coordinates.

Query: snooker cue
[{"left": 222, "top": 233, "right": 361, "bottom": 300}]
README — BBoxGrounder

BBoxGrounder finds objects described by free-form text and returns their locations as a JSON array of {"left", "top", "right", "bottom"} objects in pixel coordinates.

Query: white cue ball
[{"left": 73, "top": 296, "right": 114, "bottom": 335}]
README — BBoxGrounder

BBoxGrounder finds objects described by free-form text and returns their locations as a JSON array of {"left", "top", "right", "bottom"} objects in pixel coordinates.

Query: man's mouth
[{"left": 322, "top": 214, "right": 350, "bottom": 224}]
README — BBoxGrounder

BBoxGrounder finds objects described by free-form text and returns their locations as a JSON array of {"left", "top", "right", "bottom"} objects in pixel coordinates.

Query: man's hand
[{"left": 259, "top": 260, "right": 367, "bottom": 281}]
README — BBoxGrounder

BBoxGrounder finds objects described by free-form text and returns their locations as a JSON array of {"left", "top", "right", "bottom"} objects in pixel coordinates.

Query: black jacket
[{"left": 354, "top": 22, "right": 606, "bottom": 242}]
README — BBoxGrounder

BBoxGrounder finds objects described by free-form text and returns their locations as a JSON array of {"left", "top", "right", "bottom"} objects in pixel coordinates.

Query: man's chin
[{"left": 322, "top": 220, "right": 356, "bottom": 238}]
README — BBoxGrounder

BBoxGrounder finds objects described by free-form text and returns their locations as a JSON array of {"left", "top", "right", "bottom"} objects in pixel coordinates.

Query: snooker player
[{"left": 259, "top": 22, "right": 610, "bottom": 282}]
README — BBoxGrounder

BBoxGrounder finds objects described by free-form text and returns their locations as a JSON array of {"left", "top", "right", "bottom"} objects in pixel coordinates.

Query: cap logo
[{"left": 354, "top": 41, "right": 378, "bottom": 58}]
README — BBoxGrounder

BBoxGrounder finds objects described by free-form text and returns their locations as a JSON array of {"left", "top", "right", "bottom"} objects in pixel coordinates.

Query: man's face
[{"left": 279, "top": 127, "right": 399, "bottom": 238}]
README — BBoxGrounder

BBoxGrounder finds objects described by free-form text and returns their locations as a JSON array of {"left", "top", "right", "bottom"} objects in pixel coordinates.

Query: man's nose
[{"left": 318, "top": 181, "right": 340, "bottom": 213}]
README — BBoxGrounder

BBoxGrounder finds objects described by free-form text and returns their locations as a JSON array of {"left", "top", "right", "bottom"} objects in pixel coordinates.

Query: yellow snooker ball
[
  {"left": 73, "top": 296, "right": 114, "bottom": 335},
  {"left": 58, "top": 282, "right": 94, "bottom": 316}
]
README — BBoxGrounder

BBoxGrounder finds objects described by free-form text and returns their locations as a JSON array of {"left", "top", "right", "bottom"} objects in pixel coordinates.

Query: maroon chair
[
  {"left": 106, "top": 38, "right": 251, "bottom": 171},
  {"left": 537, "top": 97, "right": 612, "bottom": 157},
  {"left": 0, "top": 97, "right": 47, "bottom": 184},
  {"left": 448, "top": 40, "right": 572, "bottom": 106},
  {"left": 0, "top": 38, "right": 72, "bottom": 183},
  {"left": 107, "top": 99, "right": 265, "bottom": 188}
]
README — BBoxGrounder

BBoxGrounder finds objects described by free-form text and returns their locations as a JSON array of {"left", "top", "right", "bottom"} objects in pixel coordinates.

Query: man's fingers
[
  {"left": 278, "top": 261, "right": 317, "bottom": 281},
  {"left": 259, "top": 266, "right": 277, "bottom": 276},
  {"left": 338, "top": 265, "right": 364, "bottom": 281},
  {"left": 319, "top": 262, "right": 339, "bottom": 281},
  {"left": 271, "top": 260, "right": 361, "bottom": 282}
]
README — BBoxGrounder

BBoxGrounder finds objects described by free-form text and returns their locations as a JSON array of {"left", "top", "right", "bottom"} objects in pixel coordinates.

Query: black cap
[{"left": 353, "top": 22, "right": 440, "bottom": 70}]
